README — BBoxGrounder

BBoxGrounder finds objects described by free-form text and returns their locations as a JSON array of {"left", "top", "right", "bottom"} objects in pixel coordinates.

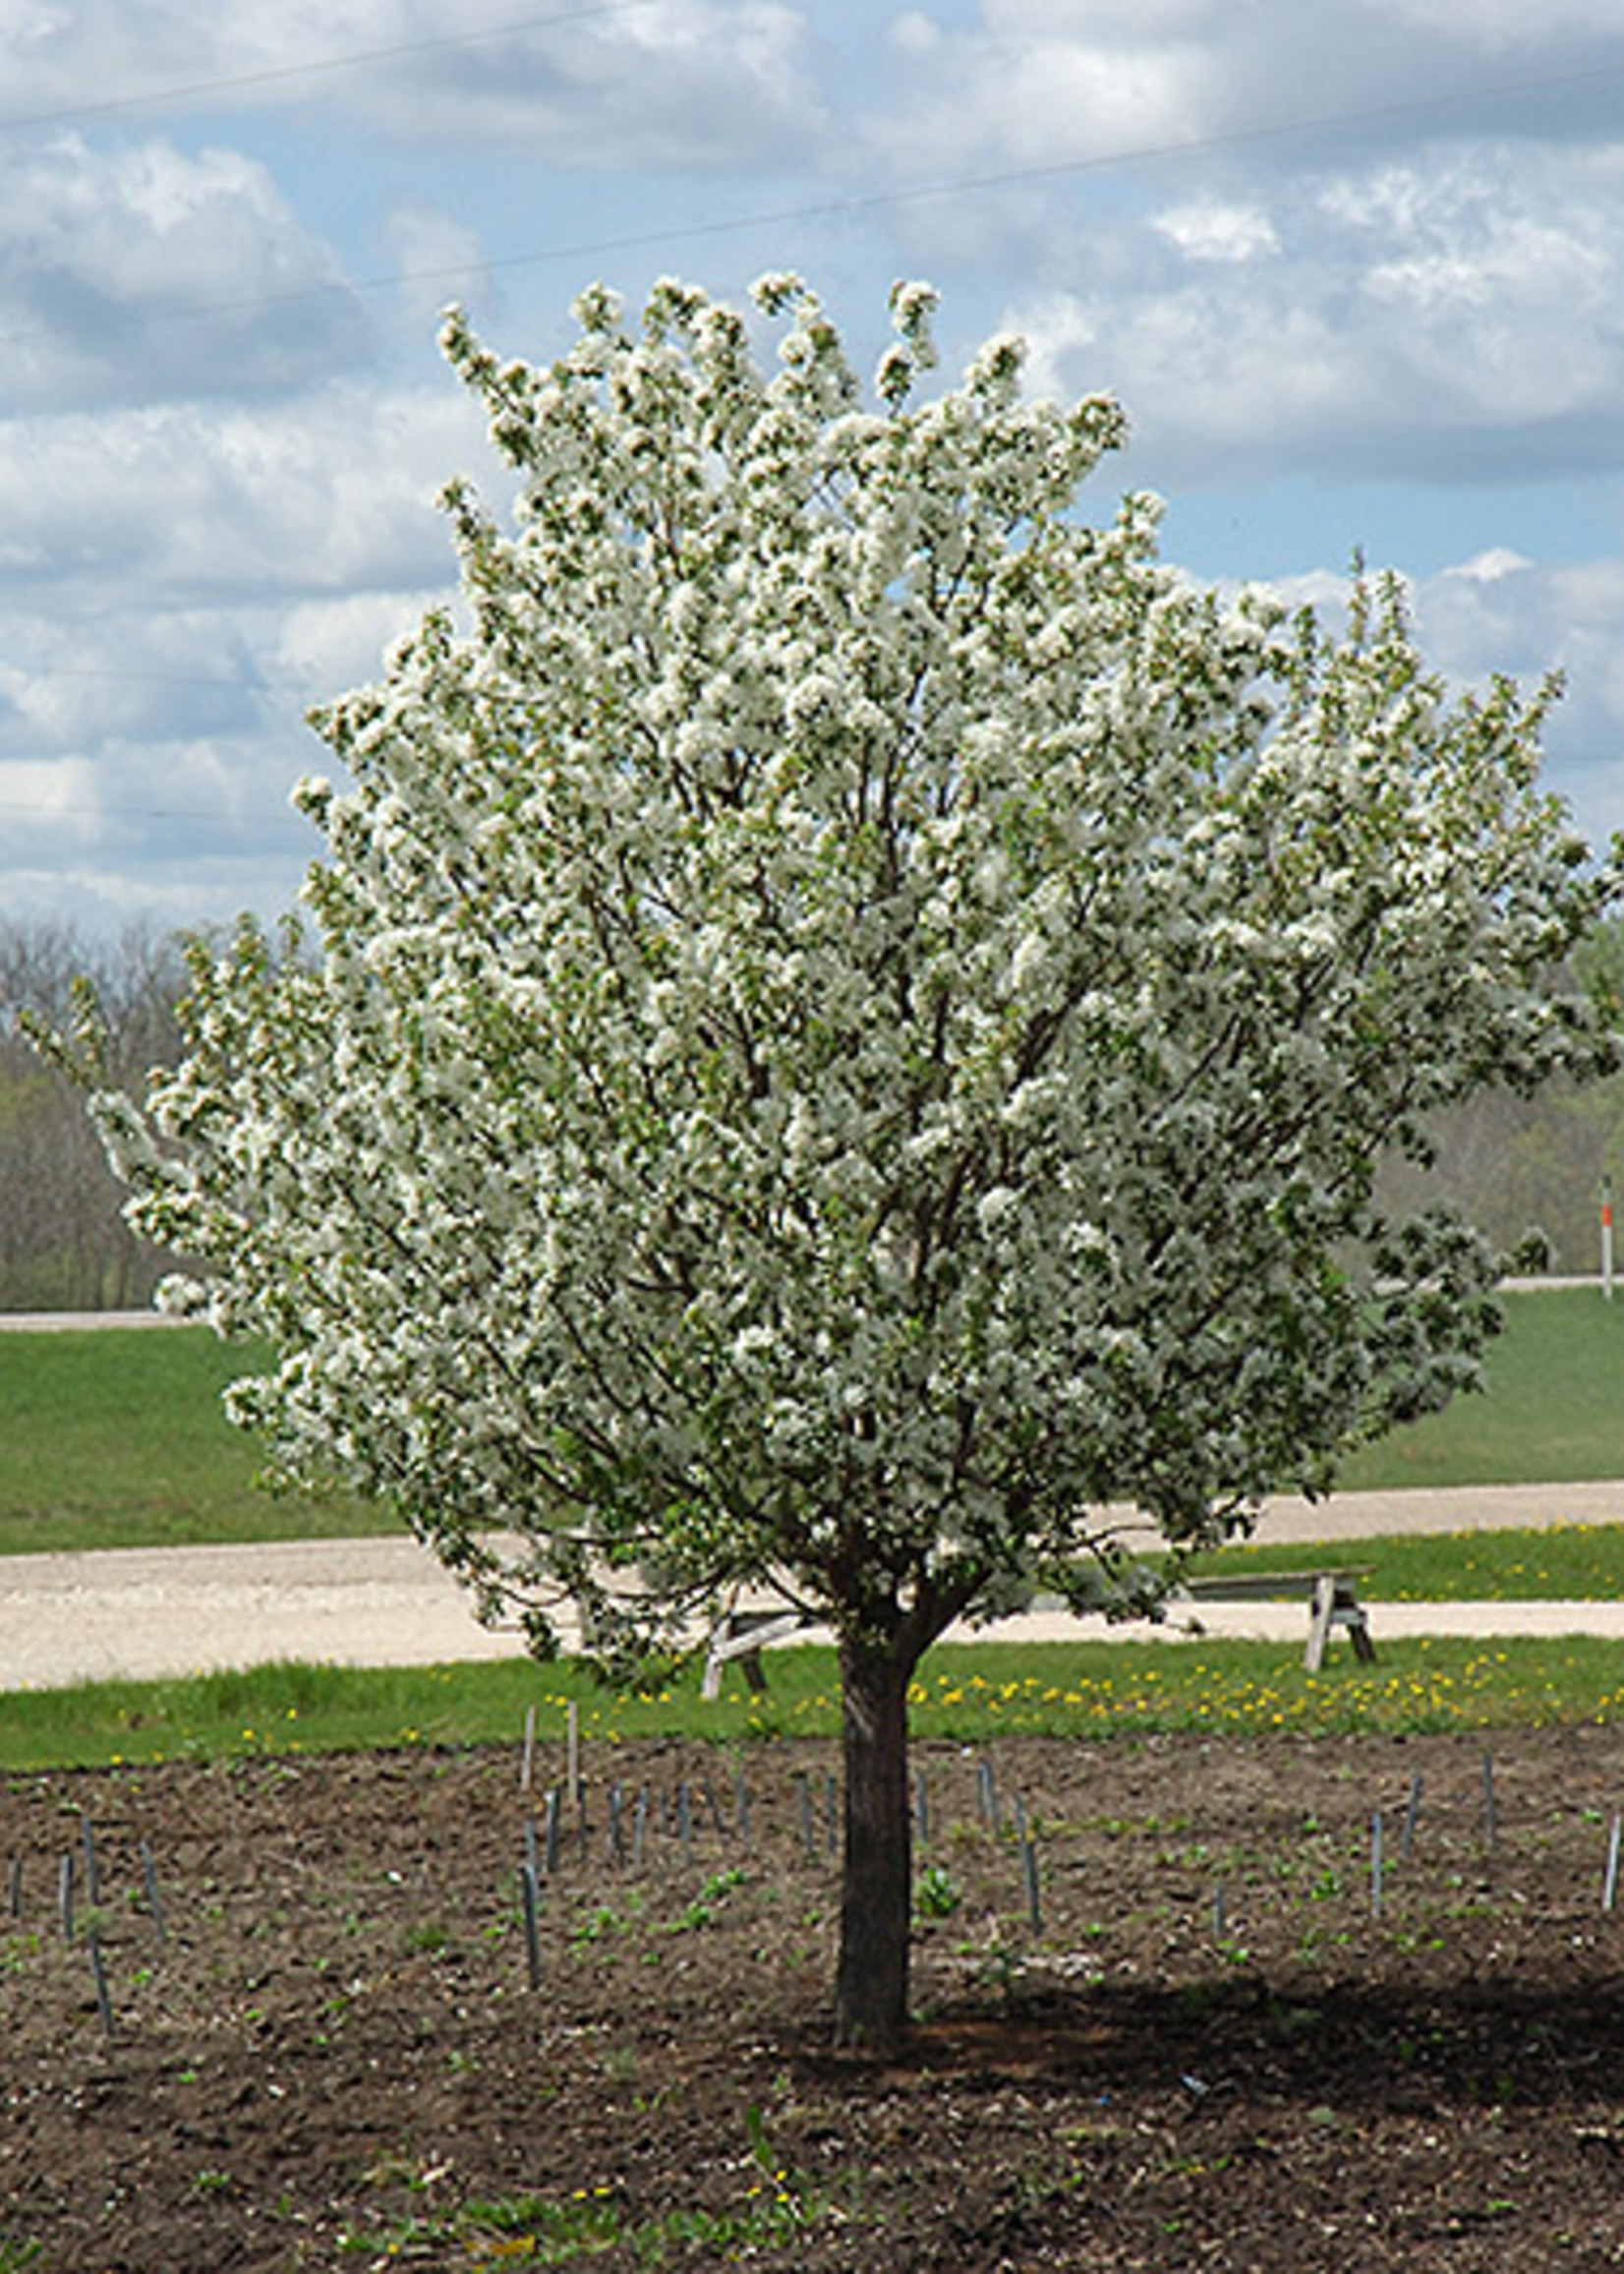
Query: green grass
[
  {"left": 1343, "top": 1285, "right": 1624, "bottom": 1488},
  {"left": 1, "top": 1286, "right": 1622, "bottom": 1557},
  {"left": 0, "top": 1326, "right": 389, "bottom": 1553},
  {"left": 3, "top": 1286, "right": 1623, "bottom": 1559},
  {"left": 7, "top": 1634, "right": 1624, "bottom": 1774},
  {"left": 1182, "top": 1520, "right": 1624, "bottom": 1601},
  {"left": 338, "top": 2158, "right": 841, "bottom": 2267}
]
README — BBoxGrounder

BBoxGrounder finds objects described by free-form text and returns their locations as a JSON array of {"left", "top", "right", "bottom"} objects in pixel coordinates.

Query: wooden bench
[
  {"left": 700, "top": 1565, "right": 1377, "bottom": 1696},
  {"left": 1179, "top": 1566, "right": 1375, "bottom": 1672},
  {"left": 700, "top": 1605, "right": 814, "bottom": 1700}
]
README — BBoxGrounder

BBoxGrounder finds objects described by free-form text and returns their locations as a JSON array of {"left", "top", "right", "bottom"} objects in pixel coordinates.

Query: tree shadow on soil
[{"left": 796, "top": 1973, "right": 1624, "bottom": 2116}]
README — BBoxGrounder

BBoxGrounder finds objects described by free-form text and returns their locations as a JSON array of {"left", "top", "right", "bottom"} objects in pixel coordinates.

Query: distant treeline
[
  {"left": 1374, "top": 919, "right": 1624, "bottom": 1279},
  {"left": 0, "top": 919, "right": 186, "bottom": 1311},
  {"left": 0, "top": 915, "right": 1621, "bottom": 1314}
]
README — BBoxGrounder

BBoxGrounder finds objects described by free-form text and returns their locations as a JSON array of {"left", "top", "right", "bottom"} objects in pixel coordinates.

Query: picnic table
[
  {"left": 1178, "top": 1565, "right": 1376, "bottom": 1671},
  {"left": 699, "top": 1564, "right": 1378, "bottom": 1696},
  {"left": 700, "top": 1606, "right": 811, "bottom": 1699}
]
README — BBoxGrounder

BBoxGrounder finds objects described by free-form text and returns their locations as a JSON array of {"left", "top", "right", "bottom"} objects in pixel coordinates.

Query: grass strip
[
  {"left": 1180, "top": 1520, "right": 1624, "bottom": 1601},
  {"left": 6, "top": 1636, "right": 1624, "bottom": 1774}
]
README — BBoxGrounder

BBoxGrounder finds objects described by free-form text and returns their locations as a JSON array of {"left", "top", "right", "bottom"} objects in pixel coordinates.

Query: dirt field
[{"left": 7, "top": 1722, "right": 1624, "bottom": 2270}]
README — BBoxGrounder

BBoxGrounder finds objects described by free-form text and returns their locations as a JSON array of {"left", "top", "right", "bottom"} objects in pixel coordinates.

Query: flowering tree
[{"left": 47, "top": 276, "right": 1617, "bottom": 2049}]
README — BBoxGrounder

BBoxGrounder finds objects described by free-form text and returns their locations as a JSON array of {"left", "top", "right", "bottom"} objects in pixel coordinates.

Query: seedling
[
  {"left": 914, "top": 1864, "right": 963, "bottom": 1921},
  {"left": 666, "top": 1867, "right": 750, "bottom": 1933}
]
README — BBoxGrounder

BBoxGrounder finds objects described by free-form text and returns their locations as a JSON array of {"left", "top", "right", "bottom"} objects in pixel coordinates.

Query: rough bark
[{"left": 833, "top": 1631, "right": 915, "bottom": 2052}]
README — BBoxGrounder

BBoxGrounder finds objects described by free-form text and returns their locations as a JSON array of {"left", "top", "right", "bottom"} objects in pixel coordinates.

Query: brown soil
[{"left": 6, "top": 1723, "right": 1624, "bottom": 2270}]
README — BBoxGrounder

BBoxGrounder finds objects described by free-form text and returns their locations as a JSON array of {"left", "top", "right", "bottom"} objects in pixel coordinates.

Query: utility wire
[
  {"left": 0, "top": 798, "right": 314, "bottom": 828},
  {"left": 0, "top": 2, "right": 656, "bottom": 136},
  {"left": 2, "top": 20, "right": 1618, "bottom": 841},
  {"left": 0, "top": 45, "right": 1619, "bottom": 352}
]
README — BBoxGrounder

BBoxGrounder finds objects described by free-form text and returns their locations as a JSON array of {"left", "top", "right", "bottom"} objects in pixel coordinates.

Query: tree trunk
[{"left": 834, "top": 1632, "right": 914, "bottom": 2052}]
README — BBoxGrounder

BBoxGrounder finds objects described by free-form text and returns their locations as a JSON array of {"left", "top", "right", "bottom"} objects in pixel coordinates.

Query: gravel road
[{"left": 5, "top": 1481, "right": 1624, "bottom": 1692}]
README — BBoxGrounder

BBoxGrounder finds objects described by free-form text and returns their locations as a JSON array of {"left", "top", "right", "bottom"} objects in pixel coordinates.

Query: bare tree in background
[
  {"left": 0, "top": 919, "right": 185, "bottom": 1309},
  {"left": 1376, "top": 924, "right": 1624, "bottom": 1276}
]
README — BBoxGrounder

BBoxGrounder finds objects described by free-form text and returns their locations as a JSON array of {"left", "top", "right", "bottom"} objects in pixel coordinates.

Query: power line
[
  {"left": 0, "top": 796, "right": 314, "bottom": 826},
  {"left": 0, "top": 2, "right": 656, "bottom": 137},
  {"left": 0, "top": 664, "right": 281, "bottom": 692},
  {"left": 6, "top": 4, "right": 1618, "bottom": 169},
  {"left": 0, "top": 48, "right": 1620, "bottom": 359},
  {"left": 0, "top": 25, "right": 1615, "bottom": 858}
]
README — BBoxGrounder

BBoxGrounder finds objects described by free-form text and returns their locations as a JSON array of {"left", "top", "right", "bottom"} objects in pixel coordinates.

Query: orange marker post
[{"left": 1603, "top": 1176, "right": 1614, "bottom": 1302}]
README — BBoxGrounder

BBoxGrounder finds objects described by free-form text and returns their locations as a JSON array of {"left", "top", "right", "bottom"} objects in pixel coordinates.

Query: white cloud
[
  {"left": 845, "top": 5, "right": 1624, "bottom": 498},
  {"left": 272, "top": 590, "right": 441, "bottom": 706},
  {"left": 889, "top": 10, "right": 946, "bottom": 61},
  {"left": 0, "top": 133, "right": 371, "bottom": 412},
  {"left": 1444, "top": 547, "right": 1533, "bottom": 584},
  {"left": 1416, "top": 551, "right": 1624, "bottom": 704},
  {"left": 870, "top": 0, "right": 1624, "bottom": 180},
  {"left": 1152, "top": 198, "right": 1278, "bottom": 262},
  {"left": 366, "top": 2, "right": 825, "bottom": 168},
  {"left": 0, "top": 755, "right": 102, "bottom": 847},
  {"left": 1378, "top": 0, "right": 1624, "bottom": 45},
  {"left": 382, "top": 205, "right": 491, "bottom": 328},
  {"left": 0, "top": 367, "right": 493, "bottom": 929},
  {"left": 1002, "top": 144, "right": 1624, "bottom": 487},
  {"left": 0, "top": 380, "right": 483, "bottom": 608},
  {"left": 12, "top": 2, "right": 824, "bottom": 165},
  {"left": 0, "top": 2, "right": 448, "bottom": 121},
  {"left": 0, "top": 696, "right": 325, "bottom": 933},
  {"left": 862, "top": 19, "right": 1198, "bottom": 183}
]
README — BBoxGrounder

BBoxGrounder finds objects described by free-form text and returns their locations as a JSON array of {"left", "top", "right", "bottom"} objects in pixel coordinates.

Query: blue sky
[{"left": 6, "top": 0, "right": 1624, "bottom": 932}]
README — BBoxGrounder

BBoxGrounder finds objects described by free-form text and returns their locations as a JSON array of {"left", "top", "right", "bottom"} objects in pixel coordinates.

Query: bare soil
[{"left": 6, "top": 1722, "right": 1624, "bottom": 2269}]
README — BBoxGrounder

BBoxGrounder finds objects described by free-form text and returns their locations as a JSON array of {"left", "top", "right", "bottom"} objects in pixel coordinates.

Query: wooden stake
[
  {"left": 520, "top": 1863, "right": 542, "bottom": 1991},
  {"left": 1021, "top": 1837, "right": 1042, "bottom": 1935},
  {"left": 87, "top": 1932, "right": 114, "bottom": 2040},
  {"left": 1371, "top": 1811, "right": 1384, "bottom": 1917},
  {"left": 80, "top": 1818, "right": 100, "bottom": 1908},
  {"left": 140, "top": 1840, "right": 167, "bottom": 1948},
  {"left": 1401, "top": 1772, "right": 1423, "bottom": 1859}
]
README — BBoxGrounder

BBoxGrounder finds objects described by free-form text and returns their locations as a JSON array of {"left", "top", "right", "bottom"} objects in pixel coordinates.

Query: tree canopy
[{"left": 48, "top": 275, "right": 1619, "bottom": 2046}]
